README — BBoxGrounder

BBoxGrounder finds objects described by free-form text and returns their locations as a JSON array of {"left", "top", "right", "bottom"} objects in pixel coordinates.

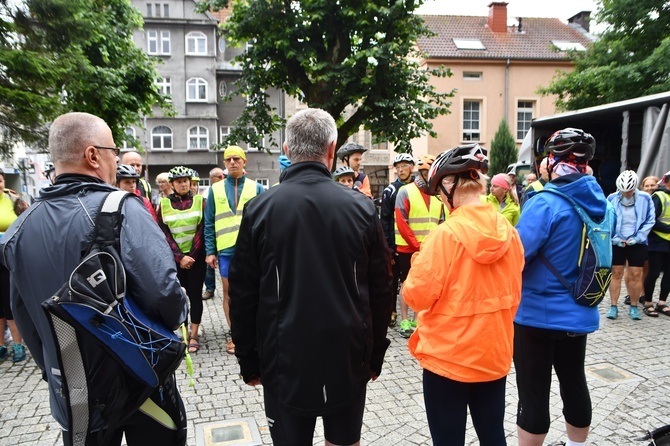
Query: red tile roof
[{"left": 418, "top": 15, "right": 593, "bottom": 61}]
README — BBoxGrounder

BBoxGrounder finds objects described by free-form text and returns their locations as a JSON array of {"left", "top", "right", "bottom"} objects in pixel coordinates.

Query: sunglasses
[
  {"left": 93, "top": 145, "right": 121, "bottom": 156},
  {"left": 224, "top": 156, "right": 243, "bottom": 163}
]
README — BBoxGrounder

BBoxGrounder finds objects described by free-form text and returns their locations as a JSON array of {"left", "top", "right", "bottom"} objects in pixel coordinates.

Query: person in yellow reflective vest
[
  {"left": 644, "top": 170, "right": 670, "bottom": 316},
  {"left": 394, "top": 154, "right": 447, "bottom": 338},
  {"left": 204, "top": 146, "right": 265, "bottom": 355},
  {"left": 157, "top": 166, "right": 206, "bottom": 353}
]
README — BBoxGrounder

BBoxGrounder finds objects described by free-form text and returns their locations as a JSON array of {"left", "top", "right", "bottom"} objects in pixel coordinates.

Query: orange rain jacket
[{"left": 404, "top": 202, "right": 524, "bottom": 383}]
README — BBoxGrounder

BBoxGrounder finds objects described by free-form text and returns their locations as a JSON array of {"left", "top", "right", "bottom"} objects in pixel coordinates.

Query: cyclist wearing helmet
[
  {"left": 394, "top": 153, "right": 446, "bottom": 338},
  {"left": 44, "top": 161, "right": 56, "bottom": 184},
  {"left": 204, "top": 146, "right": 265, "bottom": 355},
  {"left": 514, "top": 128, "right": 610, "bottom": 446},
  {"left": 644, "top": 171, "right": 670, "bottom": 317},
  {"left": 189, "top": 169, "right": 201, "bottom": 195},
  {"left": 332, "top": 166, "right": 356, "bottom": 188},
  {"left": 157, "top": 166, "right": 207, "bottom": 353},
  {"left": 402, "top": 144, "right": 523, "bottom": 445},
  {"left": 337, "top": 142, "right": 373, "bottom": 198},
  {"left": 380, "top": 153, "right": 415, "bottom": 327},
  {"left": 121, "top": 151, "right": 152, "bottom": 199},
  {"left": 116, "top": 164, "right": 157, "bottom": 220},
  {"left": 485, "top": 173, "right": 520, "bottom": 225},
  {"left": 604, "top": 170, "right": 655, "bottom": 320}
]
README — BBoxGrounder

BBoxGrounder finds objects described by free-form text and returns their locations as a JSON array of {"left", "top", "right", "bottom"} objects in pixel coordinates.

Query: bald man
[
  {"left": 122, "top": 151, "right": 152, "bottom": 199},
  {"left": 0, "top": 112, "right": 189, "bottom": 445}
]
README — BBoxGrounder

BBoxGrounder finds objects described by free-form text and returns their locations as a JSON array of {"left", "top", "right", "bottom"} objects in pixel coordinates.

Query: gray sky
[{"left": 417, "top": 0, "right": 600, "bottom": 22}]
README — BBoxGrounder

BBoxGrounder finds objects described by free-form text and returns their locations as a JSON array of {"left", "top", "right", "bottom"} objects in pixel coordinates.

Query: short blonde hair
[{"left": 156, "top": 172, "right": 169, "bottom": 184}]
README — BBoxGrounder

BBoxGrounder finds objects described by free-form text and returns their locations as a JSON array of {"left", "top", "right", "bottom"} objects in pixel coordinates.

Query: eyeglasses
[
  {"left": 92, "top": 145, "right": 121, "bottom": 156},
  {"left": 224, "top": 156, "right": 243, "bottom": 163}
]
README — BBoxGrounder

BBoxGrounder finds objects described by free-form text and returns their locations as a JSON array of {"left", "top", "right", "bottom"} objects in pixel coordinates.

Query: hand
[
  {"left": 370, "top": 371, "right": 379, "bottom": 381},
  {"left": 179, "top": 256, "right": 195, "bottom": 269},
  {"left": 244, "top": 375, "right": 261, "bottom": 386},
  {"left": 617, "top": 240, "right": 626, "bottom": 248},
  {"left": 206, "top": 254, "right": 218, "bottom": 269},
  {"left": 626, "top": 238, "right": 637, "bottom": 246}
]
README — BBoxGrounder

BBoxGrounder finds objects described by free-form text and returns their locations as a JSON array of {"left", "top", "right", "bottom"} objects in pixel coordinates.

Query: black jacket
[
  {"left": 380, "top": 177, "right": 413, "bottom": 251},
  {"left": 229, "top": 162, "right": 393, "bottom": 416}
]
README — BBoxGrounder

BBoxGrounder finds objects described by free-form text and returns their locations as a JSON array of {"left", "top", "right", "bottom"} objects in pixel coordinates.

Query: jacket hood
[
  {"left": 547, "top": 174, "right": 608, "bottom": 220},
  {"left": 37, "top": 174, "right": 115, "bottom": 201},
  {"left": 448, "top": 203, "right": 515, "bottom": 265}
]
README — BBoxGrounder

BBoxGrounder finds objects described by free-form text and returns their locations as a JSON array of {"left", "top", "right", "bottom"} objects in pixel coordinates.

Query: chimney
[
  {"left": 568, "top": 11, "right": 591, "bottom": 33},
  {"left": 488, "top": 2, "right": 508, "bottom": 33}
]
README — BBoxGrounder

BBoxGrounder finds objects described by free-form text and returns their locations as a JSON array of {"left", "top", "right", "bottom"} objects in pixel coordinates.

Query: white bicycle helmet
[
  {"left": 392, "top": 153, "right": 414, "bottom": 166},
  {"left": 616, "top": 170, "right": 638, "bottom": 192}
]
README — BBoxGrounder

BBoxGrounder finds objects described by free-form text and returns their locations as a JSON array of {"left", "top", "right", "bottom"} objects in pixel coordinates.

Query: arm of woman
[{"left": 402, "top": 228, "right": 449, "bottom": 312}]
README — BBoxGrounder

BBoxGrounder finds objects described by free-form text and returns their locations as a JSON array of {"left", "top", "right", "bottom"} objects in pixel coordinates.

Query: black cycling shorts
[
  {"left": 612, "top": 243, "right": 648, "bottom": 267},
  {"left": 263, "top": 385, "right": 367, "bottom": 446},
  {"left": 396, "top": 252, "right": 413, "bottom": 282}
]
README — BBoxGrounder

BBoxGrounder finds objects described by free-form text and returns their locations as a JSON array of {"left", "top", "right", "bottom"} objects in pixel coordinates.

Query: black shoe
[{"left": 624, "top": 295, "right": 631, "bottom": 305}]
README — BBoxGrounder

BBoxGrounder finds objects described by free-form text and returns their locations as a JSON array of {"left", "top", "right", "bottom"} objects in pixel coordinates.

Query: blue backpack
[{"left": 537, "top": 187, "right": 614, "bottom": 307}]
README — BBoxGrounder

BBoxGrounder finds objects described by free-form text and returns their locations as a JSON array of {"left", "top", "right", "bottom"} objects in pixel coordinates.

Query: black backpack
[{"left": 42, "top": 190, "right": 186, "bottom": 445}]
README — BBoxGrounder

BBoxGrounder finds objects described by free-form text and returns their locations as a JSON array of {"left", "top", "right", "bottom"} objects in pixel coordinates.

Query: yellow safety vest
[
  {"left": 526, "top": 181, "right": 544, "bottom": 193},
  {"left": 653, "top": 191, "right": 670, "bottom": 241},
  {"left": 213, "top": 179, "right": 258, "bottom": 251},
  {"left": 160, "top": 195, "right": 203, "bottom": 253},
  {"left": 394, "top": 183, "right": 443, "bottom": 247}
]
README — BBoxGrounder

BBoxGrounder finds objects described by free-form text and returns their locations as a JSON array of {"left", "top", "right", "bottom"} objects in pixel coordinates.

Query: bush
[{"left": 489, "top": 118, "right": 518, "bottom": 175}]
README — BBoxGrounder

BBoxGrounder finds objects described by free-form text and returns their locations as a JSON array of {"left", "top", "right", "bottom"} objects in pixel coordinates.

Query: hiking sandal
[
  {"left": 643, "top": 306, "right": 659, "bottom": 317},
  {"left": 656, "top": 304, "right": 670, "bottom": 316},
  {"left": 188, "top": 336, "right": 200, "bottom": 353}
]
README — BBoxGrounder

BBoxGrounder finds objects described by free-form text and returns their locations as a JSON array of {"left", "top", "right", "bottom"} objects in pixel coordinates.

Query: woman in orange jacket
[{"left": 403, "top": 144, "right": 525, "bottom": 445}]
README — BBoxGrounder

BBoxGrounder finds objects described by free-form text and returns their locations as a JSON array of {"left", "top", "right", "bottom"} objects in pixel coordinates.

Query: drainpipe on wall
[{"left": 505, "top": 58, "right": 510, "bottom": 122}]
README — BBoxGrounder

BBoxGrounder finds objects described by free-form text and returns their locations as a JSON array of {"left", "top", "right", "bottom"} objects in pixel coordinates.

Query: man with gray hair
[
  {"left": 0, "top": 112, "right": 189, "bottom": 445},
  {"left": 229, "top": 108, "right": 393, "bottom": 445}
]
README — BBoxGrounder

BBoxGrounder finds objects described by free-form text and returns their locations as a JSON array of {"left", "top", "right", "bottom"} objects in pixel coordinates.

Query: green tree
[
  {"left": 539, "top": 0, "right": 670, "bottom": 111},
  {"left": 489, "top": 119, "right": 517, "bottom": 175},
  {"left": 0, "top": 0, "right": 171, "bottom": 155},
  {"left": 199, "top": 0, "right": 454, "bottom": 165}
]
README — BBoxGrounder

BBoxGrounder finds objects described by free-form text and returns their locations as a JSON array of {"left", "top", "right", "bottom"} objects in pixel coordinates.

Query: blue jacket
[
  {"left": 515, "top": 174, "right": 609, "bottom": 333},
  {"left": 204, "top": 175, "right": 265, "bottom": 256},
  {"left": 607, "top": 190, "right": 655, "bottom": 245}
]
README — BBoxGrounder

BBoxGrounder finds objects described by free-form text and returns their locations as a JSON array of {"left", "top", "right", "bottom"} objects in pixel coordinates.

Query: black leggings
[
  {"left": 176, "top": 257, "right": 206, "bottom": 324},
  {"left": 423, "top": 369, "right": 507, "bottom": 446},
  {"left": 514, "top": 323, "right": 591, "bottom": 434},
  {"left": 0, "top": 264, "right": 12, "bottom": 319},
  {"left": 644, "top": 251, "right": 670, "bottom": 302}
]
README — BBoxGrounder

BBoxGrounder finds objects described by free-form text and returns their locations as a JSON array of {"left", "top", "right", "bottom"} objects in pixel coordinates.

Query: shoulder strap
[{"left": 91, "top": 190, "right": 131, "bottom": 248}]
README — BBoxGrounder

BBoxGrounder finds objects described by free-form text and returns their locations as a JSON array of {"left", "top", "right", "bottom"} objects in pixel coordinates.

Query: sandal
[
  {"left": 643, "top": 305, "right": 659, "bottom": 317},
  {"left": 188, "top": 336, "right": 200, "bottom": 353},
  {"left": 656, "top": 304, "right": 670, "bottom": 316}
]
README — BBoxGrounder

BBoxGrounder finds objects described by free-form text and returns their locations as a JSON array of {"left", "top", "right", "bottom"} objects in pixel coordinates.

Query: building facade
[{"left": 413, "top": 2, "right": 594, "bottom": 161}]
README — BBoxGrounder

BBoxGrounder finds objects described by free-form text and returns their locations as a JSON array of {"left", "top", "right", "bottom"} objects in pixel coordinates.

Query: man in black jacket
[{"left": 229, "top": 108, "right": 393, "bottom": 446}]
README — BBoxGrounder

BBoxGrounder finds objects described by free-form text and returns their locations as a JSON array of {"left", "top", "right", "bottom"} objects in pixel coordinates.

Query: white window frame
[
  {"left": 147, "top": 30, "right": 158, "bottom": 54},
  {"left": 256, "top": 178, "right": 269, "bottom": 190},
  {"left": 160, "top": 31, "right": 171, "bottom": 55},
  {"left": 463, "top": 71, "right": 483, "bottom": 80},
  {"left": 186, "top": 31, "right": 207, "bottom": 55},
  {"left": 516, "top": 100, "right": 535, "bottom": 141},
  {"left": 186, "top": 78, "right": 208, "bottom": 102},
  {"left": 123, "top": 127, "right": 136, "bottom": 149},
  {"left": 247, "top": 128, "right": 264, "bottom": 150},
  {"left": 188, "top": 126, "right": 209, "bottom": 150},
  {"left": 462, "top": 99, "right": 482, "bottom": 142},
  {"left": 152, "top": 125, "right": 173, "bottom": 150},
  {"left": 218, "top": 81, "right": 228, "bottom": 98},
  {"left": 156, "top": 77, "right": 171, "bottom": 101},
  {"left": 220, "top": 125, "right": 231, "bottom": 144}
]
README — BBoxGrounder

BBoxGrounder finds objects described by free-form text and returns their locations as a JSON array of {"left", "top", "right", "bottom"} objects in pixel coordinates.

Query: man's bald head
[
  {"left": 122, "top": 151, "right": 143, "bottom": 175},
  {"left": 209, "top": 167, "right": 225, "bottom": 184}
]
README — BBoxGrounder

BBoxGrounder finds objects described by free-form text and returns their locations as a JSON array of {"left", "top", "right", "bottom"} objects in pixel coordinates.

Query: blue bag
[{"left": 537, "top": 187, "right": 614, "bottom": 307}]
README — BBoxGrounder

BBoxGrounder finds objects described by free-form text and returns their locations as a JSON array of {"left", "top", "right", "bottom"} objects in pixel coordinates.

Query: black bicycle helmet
[
  {"left": 337, "top": 142, "right": 367, "bottom": 161},
  {"left": 545, "top": 128, "right": 595, "bottom": 161},
  {"left": 168, "top": 165, "right": 192, "bottom": 181},
  {"left": 427, "top": 144, "right": 489, "bottom": 196},
  {"left": 117, "top": 164, "right": 140, "bottom": 180}
]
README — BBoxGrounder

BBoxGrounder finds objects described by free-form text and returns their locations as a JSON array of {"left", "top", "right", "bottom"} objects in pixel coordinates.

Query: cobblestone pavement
[{"left": 2, "top": 285, "right": 670, "bottom": 445}]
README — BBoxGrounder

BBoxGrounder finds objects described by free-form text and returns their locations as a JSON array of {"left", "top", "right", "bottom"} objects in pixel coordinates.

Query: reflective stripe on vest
[
  {"left": 160, "top": 195, "right": 203, "bottom": 253},
  {"left": 653, "top": 191, "right": 670, "bottom": 241},
  {"left": 213, "top": 179, "right": 258, "bottom": 250},
  {"left": 394, "top": 183, "right": 442, "bottom": 246}
]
